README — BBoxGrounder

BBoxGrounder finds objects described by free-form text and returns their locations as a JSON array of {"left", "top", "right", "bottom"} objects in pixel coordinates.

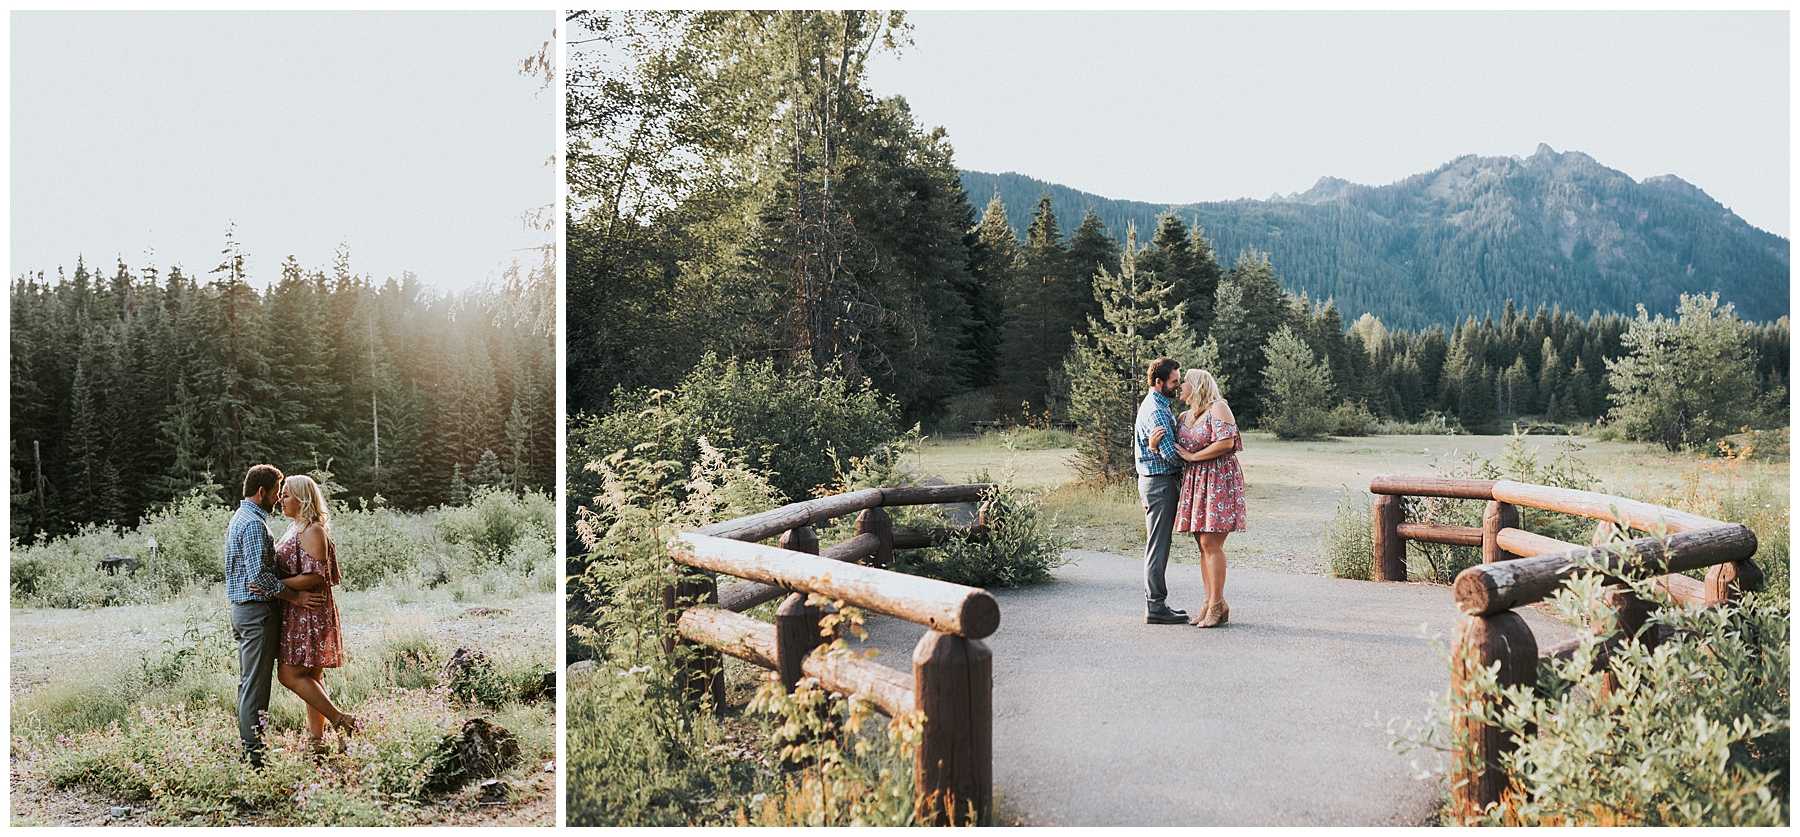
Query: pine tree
[
  {"left": 1606, "top": 292, "right": 1759, "bottom": 451},
  {"left": 1262, "top": 324, "right": 1334, "bottom": 439},
  {"left": 1062, "top": 224, "right": 1195, "bottom": 482}
]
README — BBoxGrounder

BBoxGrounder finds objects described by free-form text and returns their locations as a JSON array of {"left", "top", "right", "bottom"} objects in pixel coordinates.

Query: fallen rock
[
  {"left": 431, "top": 718, "right": 521, "bottom": 791},
  {"left": 478, "top": 778, "right": 510, "bottom": 803}
]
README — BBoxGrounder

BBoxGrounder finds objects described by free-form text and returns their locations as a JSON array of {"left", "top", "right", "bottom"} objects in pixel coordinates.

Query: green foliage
[
  {"left": 434, "top": 487, "right": 554, "bottom": 567},
  {"left": 1063, "top": 224, "right": 1198, "bottom": 482},
  {"left": 1323, "top": 489, "right": 1375, "bottom": 580},
  {"left": 895, "top": 474, "right": 1071, "bottom": 589},
  {"left": 330, "top": 503, "right": 429, "bottom": 590},
  {"left": 1607, "top": 292, "right": 1765, "bottom": 452},
  {"left": 1327, "top": 401, "right": 1376, "bottom": 437},
  {"left": 1261, "top": 325, "right": 1334, "bottom": 439},
  {"left": 1395, "top": 572, "right": 1789, "bottom": 826},
  {"left": 567, "top": 355, "right": 898, "bottom": 547},
  {"left": 10, "top": 252, "right": 554, "bottom": 543},
  {"left": 961, "top": 151, "right": 1790, "bottom": 331},
  {"left": 737, "top": 674, "right": 921, "bottom": 826}
]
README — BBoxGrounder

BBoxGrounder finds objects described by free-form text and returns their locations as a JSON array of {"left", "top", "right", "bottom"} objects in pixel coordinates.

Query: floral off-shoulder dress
[
  {"left": 275, "top": 529, "right": 344, "bottom": 668},
  {"left": 1173, "top": 414, "right": 1247, "bottom": 533}
]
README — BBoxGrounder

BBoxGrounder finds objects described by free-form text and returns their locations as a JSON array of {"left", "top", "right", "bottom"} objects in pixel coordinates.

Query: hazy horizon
[{"left": 11, "top": 11, "right": 556, "bottom": 292}]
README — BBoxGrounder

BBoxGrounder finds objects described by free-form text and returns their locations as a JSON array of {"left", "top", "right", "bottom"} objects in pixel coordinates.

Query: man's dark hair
[
  {"left": 1147, "top": 357, "right": 1180, "bottom": 389},
  {"left": 243, "top": 464, "right": 284, "bottom": 500}
]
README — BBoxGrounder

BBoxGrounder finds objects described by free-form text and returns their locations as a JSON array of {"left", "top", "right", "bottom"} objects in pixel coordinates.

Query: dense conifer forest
[{"left": 10, "top": 240, "right": 555, "bottom": 543}]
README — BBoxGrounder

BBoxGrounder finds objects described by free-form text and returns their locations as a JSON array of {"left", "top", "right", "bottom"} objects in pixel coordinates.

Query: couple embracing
[
  {"left": 227, "top": 464, "right": 356, "bottom": 766},
  {"left": 1135, "top": 357, "right": 1247, "bottom": 627}
]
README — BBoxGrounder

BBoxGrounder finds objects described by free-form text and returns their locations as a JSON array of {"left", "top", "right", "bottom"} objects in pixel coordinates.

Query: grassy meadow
[
  {"left": 919, "top": 428, "right": 1789, "bottom": 586},
  {"left": 8, "top": 491, "right": 557, "bottom": 826}
]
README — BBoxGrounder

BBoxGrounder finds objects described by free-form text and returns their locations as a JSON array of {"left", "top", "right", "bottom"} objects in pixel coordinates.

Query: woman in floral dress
[
  {"left": 1164, "top": 369, "right": 1246, "bottom": 628},
  {"left": 273, "top": 474, "right": 358, "bottom": 751}
]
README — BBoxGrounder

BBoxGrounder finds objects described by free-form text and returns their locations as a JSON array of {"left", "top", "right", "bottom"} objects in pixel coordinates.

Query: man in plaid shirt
[
  {"left": 1135, "top": 357, "right": 1190, "bottom": 624},
  {"left": 227, "top": 464, "right": 320, "bottom": 767}
]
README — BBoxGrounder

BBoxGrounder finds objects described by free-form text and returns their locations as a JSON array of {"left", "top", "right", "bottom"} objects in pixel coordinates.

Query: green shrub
[
  {"left": 567, "top": 353, "right": 900, "bottom": 548},
  {"left": 1323, "top": 489, "right": 1374, "bottom": 580},
  {"left": 996, "top": 426, "right": 1076, "bottom": 450},
  {"left": 435, "top": 488, "right": 553, "bottom": 566},
  {"left": 1327, "top": 401, "right": 1376, "bottom": 437},
  {"left": 332, "top": 506, "right": 429, "bottom": 590},
  {"left": 894, "top": 479, "right": 1071, "bottom": 589},
  {"left": 1395, "top": 572, "right": 1790, "bottom": 825}
]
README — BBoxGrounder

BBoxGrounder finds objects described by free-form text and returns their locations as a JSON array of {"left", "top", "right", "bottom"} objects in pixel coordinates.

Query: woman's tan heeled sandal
[
  {"left": 1188, "top": 601, "right": 1214, "bottom": 626},
  {"left": 333, "top": 713, "right": 361, "bottom": 738},
  {"left": 1195, "top": 600, "right": 1228, "bottom": 628}
]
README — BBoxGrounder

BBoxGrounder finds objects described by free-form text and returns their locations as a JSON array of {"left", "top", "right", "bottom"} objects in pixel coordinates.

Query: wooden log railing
[
  {"left": 669, "top": 483, "right": 999, "bottom": 826},
  {"left": 1367, "top": 474, "right": 1762, "bottom": 823}
]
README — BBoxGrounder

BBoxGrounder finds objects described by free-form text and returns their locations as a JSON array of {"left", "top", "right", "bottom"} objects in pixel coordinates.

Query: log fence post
[
  {"left": 1482, "top": 501, "right": 1520, "bottom": 564},
  {"left": 1373, "top": 493, "right": 1406, "bottom": 581},
  {"left": 856, "top": 506, "right": 894, "bottom": 569},
  {"left": 1450, "top": 611, "right": 1536, "bottom": 824},
  {"left": 780, "top": 524, "right": 819, "bottom": 557},
  {"left": 662, "top": 570, "right": 724, "bottom": 706},
  {"left": 913, "top": 630, "right": 993, "bottom": 826},
  {"left": 1704, "top": 559, "right": 1762, "bottom": 604}
]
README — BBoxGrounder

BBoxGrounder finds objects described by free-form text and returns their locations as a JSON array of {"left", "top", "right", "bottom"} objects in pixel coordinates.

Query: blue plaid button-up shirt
[
  {"left": 1134, "top": 389, "right": 1184, "bottom": 476},
  {"left": 225, "top": 500, "right": 289, "bottom": 604}
]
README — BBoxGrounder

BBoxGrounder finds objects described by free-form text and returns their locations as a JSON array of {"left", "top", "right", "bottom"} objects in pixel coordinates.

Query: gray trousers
[
  {"left": 231, "top": 600, "right": 282, "bottom": 758},
  {"left": 1139, "top": 473, "right": 1182, "bottom": 608}
]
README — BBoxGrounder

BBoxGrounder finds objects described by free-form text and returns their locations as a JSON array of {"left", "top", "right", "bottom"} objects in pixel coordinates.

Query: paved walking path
[{"left": 851, "top": 549, "right": 1580, "bottom": 826}]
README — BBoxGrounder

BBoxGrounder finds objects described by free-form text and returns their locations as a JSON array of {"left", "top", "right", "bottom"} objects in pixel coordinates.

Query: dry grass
[{"left": 923, "top": 431, "right": 1790, "bottom": 577}]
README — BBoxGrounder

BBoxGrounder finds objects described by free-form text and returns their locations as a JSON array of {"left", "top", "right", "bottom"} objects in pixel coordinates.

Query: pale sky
[
  {"left": 12, "top": 11, "right": 556, "bottom": 292},
  {"left": 866, "top": 10, "right": 1790, "bottom": 237}
]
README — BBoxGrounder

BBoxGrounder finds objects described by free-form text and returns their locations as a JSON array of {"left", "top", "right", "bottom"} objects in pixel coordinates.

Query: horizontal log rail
[
  {"left": 676, "top": 533, "right": 1000, "bottom": 638},
  {"left": 667, "top": 484, "right": 1001, "bottom": 825},
  {"left": 1369, "top": 473, "right": 1762, "bottom": 823}
]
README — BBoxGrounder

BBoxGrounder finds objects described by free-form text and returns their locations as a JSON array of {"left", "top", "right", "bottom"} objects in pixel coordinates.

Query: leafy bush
[
  {"left": 894, "top": 479, "right": 1071, "bottom": 589},
  {"left": 1323, "top": 488, "right": 1374, "bottom": 580},
  {"left": 1327, "top": 401, "right": 1376, "bottom": 437},
  {"left": 738, "top": 673, "right": 921, "bottom": 826},
  {"left": 567, "top": 353, "right": 899, "bottom": 546},
  {"left": 331, "top": 505, "right": 429, "bottom": 590},
  {"left": 144, "top": 490, "right": 236, "bottom": 581},
  {"left": 435, "top": 487, "right": 554, "bottom": 566},
  {"left": 1394, "top": 571, "right": 1790, "bottom": 825}
]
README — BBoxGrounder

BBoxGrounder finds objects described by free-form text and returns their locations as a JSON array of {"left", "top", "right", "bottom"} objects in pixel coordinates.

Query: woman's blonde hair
[
  {"left": 282, "top": 474, "right": 331, "bottom": 532},
  {"left": 1181, "top": 369, "right": 1221, "bottom": 423}
]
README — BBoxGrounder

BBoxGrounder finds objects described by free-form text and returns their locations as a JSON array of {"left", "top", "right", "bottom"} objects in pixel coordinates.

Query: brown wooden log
[
  {"left": 776, "top": 592, "right": 834, "bottom": 692},
  {"left": 803, "top": 647, "right": 916, "bottom": 718},
  {"left": 880, "top": 484, "right": 995, "bottom": 506},
  {"left": 676, "top": 532, "right": 1001, "bottom": 638},
  {"left": 1489, "top": 480, "right": 1720, "bottom": 534},
  {"left": 677, "top": 606, "right": 779, "bottom": 670},
  {"left": 856, "top": 506, "right": 894, "bottom": 569},
  {"left": 662, "top": 571, "right": 724, "bottom": 705},
  {"left": 675, "top": 608, "right": 917, "bottom": 717},
  {"left": 1495, "top": 527, "right": 1585, "bottom": 559},
  {"left": 1397, "top": 521, "right": 1483, "bottom": 547},
  {"left": 1373, "top": 493, "right": 1407, "bottom": 581},
  {"left": 1369, "top": 475, "right": 1496, "bottom": 500},
  {"left": 1651, "top": 573, "right": 1707, "bottom": 606},
  {"left": 1704, "top": 559, "right": 1763, "bottom": 604},
  {"left": 1450, "top": 611, "right": 1537, "bottom": 824},
  {"left": 1453, "top": 524, "right": 1758, "bottom": 616},
  {"left": 780, "top": 525, "right": 820, "bottom": 555},
  {"left": 715, "top": 533, "right": 882, "bottom": 613},
  {"left": 1483, "top": 501, "right": 1521, "bottom": 563},
  {"left": 914, "top": 630, "right": 993, "bottom": 826},
  {"left": 694, "top": 487, "right": 886, "bottom": 543}
]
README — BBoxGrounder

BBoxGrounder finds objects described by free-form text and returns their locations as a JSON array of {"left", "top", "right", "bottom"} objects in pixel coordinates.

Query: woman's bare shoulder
[{"left": 1209, "top": 400, "right": 1237, "bottom": 424}]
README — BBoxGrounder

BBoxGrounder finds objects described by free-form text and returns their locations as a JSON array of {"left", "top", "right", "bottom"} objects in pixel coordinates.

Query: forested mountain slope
[{"left": 962, "top": 144, "right": 1788, "bottom": 329}]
